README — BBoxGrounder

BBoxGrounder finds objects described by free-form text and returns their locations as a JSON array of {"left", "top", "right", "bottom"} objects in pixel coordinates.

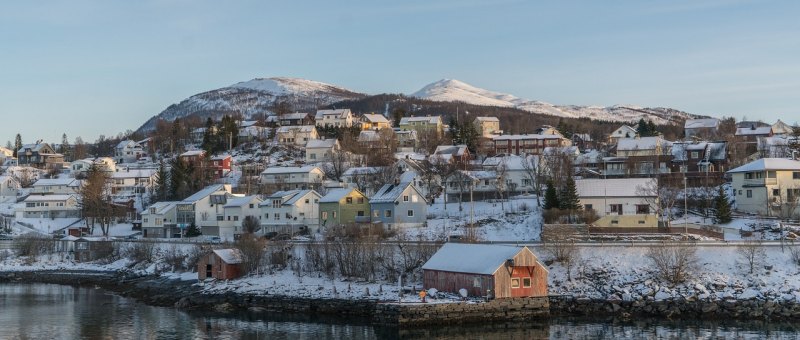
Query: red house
[
  {"left": 198, "top": 249, "right": 244, "bottom": 280},
  {"left": 210, "top": 155, "right": 232, "bottom": 179},
  {"left": 422, "top": 244, "right": 548, "bottom": 299}
]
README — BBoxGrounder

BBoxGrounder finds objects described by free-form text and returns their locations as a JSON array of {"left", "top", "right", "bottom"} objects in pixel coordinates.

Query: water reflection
[{"left": 1, "top": 284, "right": 799, "bottom": 339}]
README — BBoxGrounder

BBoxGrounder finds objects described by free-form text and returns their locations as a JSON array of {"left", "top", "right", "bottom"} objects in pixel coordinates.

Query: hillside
[
  {"left": 410, "top": 79, "right": 699, "bottom": 125},
  {"left": 136, "top": 77, "right": 366, "bottom": 132}
]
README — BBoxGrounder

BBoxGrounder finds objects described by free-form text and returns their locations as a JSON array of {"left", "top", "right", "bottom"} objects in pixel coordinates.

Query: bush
[
  {"left": 788, "top": 245, "right": 800, "bottom": 268},
  {"left": 14, "top": 234, "right": 55, "bottom": 257},
  {"left": 235, "top": 236, "right": 267, "bottom": 274},
  {"left": 162, "top": 245, "right": 187, "bottom": 271},
  {"left": 185, "top": 245, "right": 211, "bottom": 272},
  {"left": 646, "top": 244, "right": 698, "bottom": 284},
  {"left": 123, "top": 241, "right": 156, "bottom": 264}
]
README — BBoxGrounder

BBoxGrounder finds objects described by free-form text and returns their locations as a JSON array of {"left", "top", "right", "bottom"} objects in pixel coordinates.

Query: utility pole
[{"left": 684, "top": 175, "right": 688, "bottom": 236}]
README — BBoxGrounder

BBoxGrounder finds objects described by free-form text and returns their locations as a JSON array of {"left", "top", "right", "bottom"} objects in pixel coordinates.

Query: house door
[{"left": 206, "top": 264, "right": 212, "bottom": 278}]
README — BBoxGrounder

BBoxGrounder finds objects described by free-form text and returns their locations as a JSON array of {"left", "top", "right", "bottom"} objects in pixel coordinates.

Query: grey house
[{"left": 369, "top": 181, "right": 428, "bottom": 230}]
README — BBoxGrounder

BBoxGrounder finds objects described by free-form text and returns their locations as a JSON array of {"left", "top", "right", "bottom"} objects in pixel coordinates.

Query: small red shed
[
  {"left": 198, "top": 248, "right": 244, "bottom": 280},
  {"left": 422, "top": 243, "right": 548, "bottom": 299}
]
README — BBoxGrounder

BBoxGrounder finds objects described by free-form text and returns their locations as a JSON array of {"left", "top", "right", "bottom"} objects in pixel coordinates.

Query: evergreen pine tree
[
  {"left": 169, "top": 158, "right": 187, "bottom": 200},
  {"left": 543, "top": 181, "right": 560, "bottom": 210},
  {"left": 184, "top": 223, "right": 202, "bottom": 237},
  {"left": 636, "top": 118, "right": 648, "bottom": 136},
  {"left": 201, "top": 117, "right": 217, "bottom": 154},
  {"left": 154, "top": 160, "right": 169, "bottom": 201},
  {"left": 714, "top": 186, "right": 732, "bottom": 224},
  {"left": 13, "top": 134, "right": 22, "bottom": 158},
  {"left": 647, "top": 121, "right": 657, "bottom": 136},
  {"left": 559, "top": 177, "right": 582, "bottom": 210}
]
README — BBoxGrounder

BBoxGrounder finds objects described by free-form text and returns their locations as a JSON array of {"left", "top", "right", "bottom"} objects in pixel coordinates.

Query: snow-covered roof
[
  {"left": 25, "top": 194, "right": 76, "bottom": 202},
  {"left": 261, "top": 190, "right": 318, "bottom": 206},
  {"left": 143, "top": 201, "right": 179, "bottom": 215},
  {"left": 735, "top": 126, "right": 772, "bottom": 136},
  {"left": 315, "top": 109, "right": 351, "bottom": 120},
  {"left": 182, "top": 184, "right": 227, "bottom": 203},
  {"left": 261, "top": 165, "right": 321, "bottom": 175},
  {"left": 306, "top": 139, "right": 338, "bottom": 149},
  {"left": 281, "top": 112, "right": 310, "bottom": 120},
  {"left": 459, "top": 170, "right": 497, "bottom": 180},
  {"left": 727, "top": 158, "right": 800, "bottom": 173},
  {"left": 684, "top": 118, "right": 720, "bottom": 129},
  {"left": 358, "top": 130, "right": 380, "bottom": 142},
  {"left": 422, "top": 243, "right": 529, "bottom": 275},
  {"left": 18, "top": 143, "right": 51, "bottom": 153},
  {"left": 616, "top": 137, "right": 670, "bottom": 151},
  {"left": 210, "top": 154, "right": 232, "bottom": 161},
  {"left": 482, "top": 155, "right": 528, "bottom": 171},
  {"left": 370, "top": 182, "right": 420, "bottom": 204},
  {"left": 116, "top": 140, "right": 140, "bottom": 149},
  {"left": 180, "top": 150, "right": 205, "bottom": 157},
  {"left": 609, "top": 125, "right": 637, "bottom": 138},
  {"left": 433, "top": 145, "right": 468, "bottom": 157},
  {"left": 33, "top": 178, "right": 78, "bottom": 187},
  {"left": 399, "top": 116, "right": 441, "bottom": 125},
  {"left": 362, "top": 113, "right": 390, "bottom": 124},
  {"left": 224, "top": 195, "right": 261, "bottom": 208},
  {"left": 276, "top": 125, "right": 316, "bottom": 133},
  {"left": 320, "top": 188, "right": 360, "bottom": 203},
  {"left": 343, "top": 167, "right": 383, "bottom": 177},
  {"left": 575, "top": 178, "right": 657, "bottom": 198},
  {"left": 213, "top": 249, "right": 243, "bottom": 264},
  {"left": 492, "top": 134, "right": 564, "bottom": 141},
  {"left": 239, "top": 120, "right": 258, "bottom": 128},
  {"left": 474, "top": 116, "right": 499, "bottom": 123},
  {"left": 671, "top": 141, "right": 727, "bottom": 162},
  {"left": 111, "top": 169, "right": 157, "bottom": 179},
  {"left": 771, "top": 120, "right": 793, "bottom": 135}
]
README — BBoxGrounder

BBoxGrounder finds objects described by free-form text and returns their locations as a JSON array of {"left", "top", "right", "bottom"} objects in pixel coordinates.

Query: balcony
[{"left": 743, "top": 178, "right": 777, "bottom": 187}]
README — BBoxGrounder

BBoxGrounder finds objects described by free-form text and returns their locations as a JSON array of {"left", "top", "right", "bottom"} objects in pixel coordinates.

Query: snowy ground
[
  {"left": 403, "top": 195, "right": 542, "bottom": 242},
  {"left": 543, "top": 245, "right": 800, "bottom": 303}
]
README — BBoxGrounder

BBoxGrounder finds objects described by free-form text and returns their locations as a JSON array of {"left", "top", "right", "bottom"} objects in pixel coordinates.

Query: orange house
[
  {"left": 422, "top": 244, "right": 548, "bottom": 299},
  {"left": 198, "top": 249, "right": 244, "bottom": 280}
]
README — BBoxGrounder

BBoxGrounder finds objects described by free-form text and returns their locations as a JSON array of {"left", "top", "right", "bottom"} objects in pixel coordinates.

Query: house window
[
  {"left": 274, "top": 213, "right": 280, "bottom": 220},
  {"left": 610, "top": 204, "right": 623, "bottom": 215},
  {"left": 373, "top": 210, "right": 379, "bottom": 217},
  {"left": 249, "top": 204, "right": 254, "bottom": 209},
  {"left": 691, "top": 151, "right": 699, "bottom": 159},
  {"left": 746, "top": 190, "right": 752, "bottom": 198},
  {"left": 523, "top": 278, "right": 531, "bottom": 288},
  {"left": 305, "top": 199, "right": 310, "bottom": 204},
  {"left": 772, "top": 189, "right": 780, "bottom": 197},
  {"left": 636, "top": 205, "right": 650, "bottom": 214},
  {"left": 310, "top": 153, "right": 316, "bottom": 159},
  {"left": 385, "top": 210, "right": 392, "bottom": 217},
  {"left": 585, "top": 204, "right": 593, "bottom": 211},
  {"left": 357, "top": 197, "right": 364, "bottom": 204},
  {"left": 234, "top": 216, "right": 238, "bottom": 221},
  {"left": 511, "top": 278, "right": 520, "bottom": 288},
  {"left": 346, "top": 197, "right": 353, "bottom": 204},
  {"left": 473, "top": 277, "right": 481, "bottom": 288},
  {"left": 357, "top": 211, "right": 365, "bottom": 217},
  {"left": 227, "top": 216, "right": 231, "bottom": 221},
  {"left": 332, "top": 211, "right": 337, "bottom": 219},
  {"left": 794, "top": 172, "right": 800, "bottom": 180},
  {"left": 407, "top": 210, "right": 414, "bottom": 217},
  {"left": 403, "top": 195, "right": 409, "bottom": 202},
  {"left": 322, "top": 211, "right": 328, "bottom": 219},
  {"left": 738, "top": 190, "right": 742, "bottom": 195}
]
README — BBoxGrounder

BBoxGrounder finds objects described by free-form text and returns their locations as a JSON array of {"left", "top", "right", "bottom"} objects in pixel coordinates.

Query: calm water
[{"left": 1, "top": 284, "right": 800, "bottom": 339}]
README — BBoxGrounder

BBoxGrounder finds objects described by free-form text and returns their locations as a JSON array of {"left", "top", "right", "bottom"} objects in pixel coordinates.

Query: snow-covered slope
[
  {"left": 411, "top": 79, "right": 696, "bottom": 124},
  {"left": 137, "top": 77, "right": 365, "bottom": 132}
]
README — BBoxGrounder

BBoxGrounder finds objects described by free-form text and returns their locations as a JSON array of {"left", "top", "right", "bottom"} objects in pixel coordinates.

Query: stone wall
[
  {"left": 374, "top": 297, "right": 550, "bottom": 326},
  {"left": 550, "top": 295, "right": 800, "bottom": 320}
]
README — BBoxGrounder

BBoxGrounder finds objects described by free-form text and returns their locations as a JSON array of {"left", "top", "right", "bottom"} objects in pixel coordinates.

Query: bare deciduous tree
[
  {"left": 637, "top": 177, "right": 682, "bottom": 228},
  {"left": 737, "top": 240, "right": 766, "bottom": 274},
  {"left": 646, "top": 244, "right": 698, "bottom": 284}
]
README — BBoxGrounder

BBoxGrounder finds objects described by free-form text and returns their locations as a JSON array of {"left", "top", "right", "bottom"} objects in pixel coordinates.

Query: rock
[
  {"left": 213, "top": 302, "right": 235, "bottom": 313},
  {"left": 174, "top": 297, "right": 191, "bottom": 309},
  {"left": 739, "top": 288, "right": 760, "bottom": 300},
  {"left": 248, "top": 306, "right": 267, "bottom": 313},
  {"left": 654, "top": 291, "right": 672, "bottom": 301},
  {"left": 622, "top": 293, "right": 633, "bottom": 302},
  {"left": 701, "top": 303, "right": 718, "bottom": 313},
  {"left": 694, "top": 283, "right": 708, "bottom": 294},
  {"left": 640, "top": 288, "right": 654, "bottom": 297}
]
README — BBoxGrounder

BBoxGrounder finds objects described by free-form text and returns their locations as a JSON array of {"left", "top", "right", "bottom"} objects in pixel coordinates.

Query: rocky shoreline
[{"left": 2, "top": 270, "right": 799, "bottom": 326}]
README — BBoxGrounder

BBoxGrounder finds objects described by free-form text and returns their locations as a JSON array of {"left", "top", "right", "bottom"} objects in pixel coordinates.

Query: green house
[{"left": 319, "top": 188, "right": 370, "bottom": 227}]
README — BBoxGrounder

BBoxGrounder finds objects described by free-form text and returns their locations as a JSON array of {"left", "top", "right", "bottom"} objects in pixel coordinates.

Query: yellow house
[
  {"left": 399, "top": 116, "right": 444, "bottom": 137},
  {"left": 728, "top": 158, "right": 800, "bottom": 217},
  {"left": 360, "top": 114, "right": 392, "bottom": 131}
]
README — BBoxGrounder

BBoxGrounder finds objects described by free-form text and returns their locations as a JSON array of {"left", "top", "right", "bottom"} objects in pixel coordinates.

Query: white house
[
  {"left": 18, "top": 194, "right": 80, "bottom": 219},
  {"left": 684, "top": 118, "right": 720, "bottom": 138},
  {"left": 771, "top": 120, "right": 794, "bottom": 137},
  {"left": 259, "top": 166, "right": 325, "bottom": 190},
  {"left": 110, "top": 168, "right": 157, "bottom": 196},
  {"left": 175, "top": 184, "right": 234, "bottom": 236},
  {"left": 575, "top": 178, "right": 658, "bottom": 227},
  {"left": 31, "top": 178, "right": 81, "bottom": 195},
  {"left": 141, "top": 201, "right": 180, "bottom": 238},
  {"left": 0, "top": 176, "right": 20, "bottom": 198},
  {"left": 305, "top": 139, "right": 340, "bottom": 163},
  {"left": 220, "top": 195, "right": 263, "bottom": 241},
  {"left": 260, "top": 189, "right": 321, "bottom": 235},
  {"left": 608, "top": 125, "right": 637, "bottom": 143},
  {"left": 473, "top": 117, "right": 501, "bottom": 137},
  {"left": 275, "top": 125, "right": 319, "bottom": 146},
  {"left": 481, "top": 155, "right": 535, "bottom": 193},
  {"left": 315, "top": 109, "right": 355, "bottom": 128},
  {"left": 728, "top": 158, "right": 800, "bottom": 217},
  {"left": 115, "top": 140, "right": 147, "bottom": 164},
  {"left": 71, "top": 157, "right": 117, "bottom": 176}
]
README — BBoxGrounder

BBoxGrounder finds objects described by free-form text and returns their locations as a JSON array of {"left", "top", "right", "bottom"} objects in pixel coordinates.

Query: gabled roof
[
  {"left": 727, "top": 158, "right": 800, "bottom": 173},
  {"left": 370, "top": 182, "right": 424, "bottom": 204},
  {"left": 180, "top": 150, "right": 205, "bottom": 157},
  {"left": 399, "top": 116, "right": 442, "bottom": 125},
  {"left": 276, "top": 125, "right": 317, "bottom": 134},
  {"left": 482, "top": 155, "right": 528, "bottom": 171},
  {"left": 315, "top": 109, "right": 352, "bottom": 120},
  {"left": 306, "top": 139, "right": 338, "bottom": 149},
  {"left": 261, "top": 165, "right": 322, "bottom": 175},
  {"left": 735, "top": 126, "right": 772, "bottom": 136},
  {"left": 616, "top": 137, "right": 670, "bottom": 151},
  {"left": 358, "top": 130, "right": 380, "bottom": 142},
  {"left": 362, "top": 113, "right": 390, "bottom": 124},
  {"left": 260, "top": 189, "right": 318, "bottom": 206},
  {"left": 434, "top": 145, "right": 468, "bottom": 157},
  {"left": 18, "top": 143, "right": 51, "bottom": 153},
  {"left": 25, "top": 194, "right": 76, "bottom": 202},
  {"left": 32, "top": 178, "right": 77, "bottom": 187},
  {"left": 671, "top": 141, "right": 727, "bottom": 162},
  {"left": 116, "top": 140, "right": 141, "bottom": 149},
  {"left": 281, "top": 112, "right": 310, "bottom": 120},
  {"left": 474, "top": 116, "right": 499, "bottom": 123},
  {"left": 771, "top": 120, "right": 794, "bottom": 135},
  {"left": 610, "top": 125, "right": 637, "bottom": 138},
  {"left": 684, "top": 118, "right": 720, "bottom": 129},
  {"left": 224, "top": 195, "right": 261, "bottom": 208},
  {"left": 320, "top": 188, "right": 362, "bottom": 203},
  {"left": 111, "top": 169, "right": 157, "bottom": 179},
  {"left": 492, "top": 134, "right": 564, "bottom": 141},
  {"left": 213, "top": 249, "right": 243, "bottom": 264},
  {"left": 575, "top": 178, "right": 657, "bottom": 197},
  {"left": 182, "top": 184, "right": 227, "bottom": 203},
  {"left": 459, "top": 170, "right": 497, "bottom": 180},
  {"left": 343, "top": 166, "right": 383, "bottom": 177},
  {"left": 143, "top": 201, "right": 180, "bottom": 215},
  {"left": 422, "top": 243, "right": 532, "bottom": 275}
]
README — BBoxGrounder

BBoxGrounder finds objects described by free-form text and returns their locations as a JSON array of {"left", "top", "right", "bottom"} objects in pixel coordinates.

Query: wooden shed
[
  {"left": 198, "top": 248, "right": 244, "bottom": 280},
  {"left": 73, "top": 237, "right": 114, "bottom": 263},
  {"left": 422, "top": 243, "right": 548, "bottom": 299}
]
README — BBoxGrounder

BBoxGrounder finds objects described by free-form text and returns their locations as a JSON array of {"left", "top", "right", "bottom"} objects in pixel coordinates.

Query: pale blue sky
[{"left": 1, "top": 0, "right": 799, "bottom": 144}]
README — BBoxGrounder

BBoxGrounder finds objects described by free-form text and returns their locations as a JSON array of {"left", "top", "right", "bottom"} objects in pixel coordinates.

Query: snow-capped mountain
[
  {"left": 137, "top": 77, "right": 365, "bottom": 131},
  {"left": 411, "top": 79, "right": 697, "bottom": 124}
]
